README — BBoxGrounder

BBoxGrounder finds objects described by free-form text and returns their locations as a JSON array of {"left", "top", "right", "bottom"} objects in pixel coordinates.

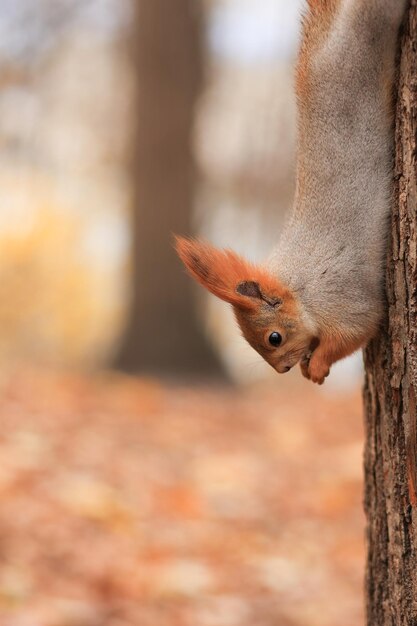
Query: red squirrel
[{"left": 176, "top": 0, "right": 406, "bottom": 384}]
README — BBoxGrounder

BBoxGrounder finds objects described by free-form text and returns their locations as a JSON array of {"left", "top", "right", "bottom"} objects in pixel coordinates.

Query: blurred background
[{"left": 0, "top": 1, "right": 365, "bottom": 625}]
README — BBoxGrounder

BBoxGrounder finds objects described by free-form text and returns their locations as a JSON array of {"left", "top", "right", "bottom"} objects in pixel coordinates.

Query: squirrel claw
[{"left": 300, "top": 355, "right": 311, "bottom": 379}]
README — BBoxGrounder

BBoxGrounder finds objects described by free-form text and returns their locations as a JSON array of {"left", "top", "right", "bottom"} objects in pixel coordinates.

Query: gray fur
[{"left": 268, "top": 0, "right": 407, "bottom": 339}]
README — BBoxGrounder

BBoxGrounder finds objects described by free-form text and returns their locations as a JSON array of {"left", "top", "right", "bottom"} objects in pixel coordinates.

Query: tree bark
[
  {"left": 363, "top": 3, "right": 417, "bottom": 624},
  {"left": 114, "top": 0, "right": 222, "bottom": 376}
]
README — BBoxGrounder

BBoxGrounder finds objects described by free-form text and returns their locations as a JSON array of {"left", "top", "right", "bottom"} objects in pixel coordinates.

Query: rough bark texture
[
  {"left": 363, "top": 3, "right": 417, "bottom": 624},
  {"left": 114, "top": 0, "right": 222, "bottom": 376}
]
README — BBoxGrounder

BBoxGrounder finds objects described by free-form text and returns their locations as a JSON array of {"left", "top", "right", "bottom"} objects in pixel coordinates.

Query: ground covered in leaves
[{"left": 0, "top": 369, "right": 364, "bottom": 626}]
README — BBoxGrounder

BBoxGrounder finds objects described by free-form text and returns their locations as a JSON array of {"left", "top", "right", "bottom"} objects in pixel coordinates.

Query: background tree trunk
[
  {"left": 363, "top": 3, "right": 417, "bottom": 624},
  {"left": 115, "top": 0, "right": 222, "bottom": 376}
]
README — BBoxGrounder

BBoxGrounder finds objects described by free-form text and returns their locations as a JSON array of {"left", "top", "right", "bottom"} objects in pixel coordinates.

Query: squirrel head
[{"left": 176, "top": 237, "right": 316, "bottom": 374}]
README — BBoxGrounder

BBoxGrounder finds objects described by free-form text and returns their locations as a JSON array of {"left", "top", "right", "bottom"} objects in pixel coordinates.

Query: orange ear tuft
[{"left": 175, "top": 236, "right": 288, "bottom": 310}]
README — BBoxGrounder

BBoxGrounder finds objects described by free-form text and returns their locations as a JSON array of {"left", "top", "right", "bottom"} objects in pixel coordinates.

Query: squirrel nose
[{"left": 276, "top": 364, "right": 292, "bottom": 374}]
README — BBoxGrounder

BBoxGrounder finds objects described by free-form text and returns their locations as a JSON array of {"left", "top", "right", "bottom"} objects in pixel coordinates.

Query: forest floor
[{"left": 0, "top": 367, "right": 365, "bottom": 626}]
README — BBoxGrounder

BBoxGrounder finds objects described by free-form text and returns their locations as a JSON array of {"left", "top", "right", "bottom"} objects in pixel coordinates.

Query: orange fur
[
  {"left": 296, "top": 0, "right": 340, "bottom": 98},
  {"left": 175, "top": 237, "right": 291, "bottom": 311},
  {"left": 306, "top": 0, "right": 339, "bottom": 15}
]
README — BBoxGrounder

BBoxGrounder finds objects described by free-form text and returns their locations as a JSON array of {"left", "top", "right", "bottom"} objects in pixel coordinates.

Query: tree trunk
[
  {"left": 363, "top": 3, "right": 417, "bottom": 624},
  {"left": 114, "top": 0, "right": 222, "bottom": 376}
]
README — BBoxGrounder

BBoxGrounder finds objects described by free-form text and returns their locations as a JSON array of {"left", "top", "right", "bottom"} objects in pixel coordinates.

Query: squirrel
[{"left": 176, "top": 0, "right": 407, "bottom": 384}]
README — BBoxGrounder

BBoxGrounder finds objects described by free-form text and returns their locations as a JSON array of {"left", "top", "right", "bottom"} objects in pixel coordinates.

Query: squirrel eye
[{"left": 268, "top": 332, "right": 282, "bottom": 347}]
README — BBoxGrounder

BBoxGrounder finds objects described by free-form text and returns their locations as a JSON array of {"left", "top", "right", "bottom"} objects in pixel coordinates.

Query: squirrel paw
[
  {"left": 308, "top": 356, "right": 330, "bottom": 385},
  {"left": 300, "top": 355, "right": 311, "bottom": 380}
]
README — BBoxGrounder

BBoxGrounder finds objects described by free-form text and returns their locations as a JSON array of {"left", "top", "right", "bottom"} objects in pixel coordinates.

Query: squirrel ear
[
  {"left": 175, "top": 237, "right": 259, "bottom": 310},
  {"left": 237, "top": 280, "right": 283, "bottom": 307},
  {"left": 236, "top": 281, "right": 262, "bottom": 299},
  {"left": 175, "top": 236, "right": 289, "bottom": 311}
]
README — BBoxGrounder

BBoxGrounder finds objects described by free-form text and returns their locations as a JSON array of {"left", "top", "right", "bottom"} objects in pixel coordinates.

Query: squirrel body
[{"left": 177, "top": 0, "right": 407, "bottom": 384}]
